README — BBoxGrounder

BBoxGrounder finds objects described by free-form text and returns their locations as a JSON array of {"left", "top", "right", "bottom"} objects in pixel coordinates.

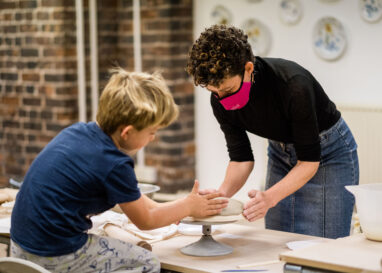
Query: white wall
[{"left": 194, "top": 0, "right": 382, "bottom": 201}]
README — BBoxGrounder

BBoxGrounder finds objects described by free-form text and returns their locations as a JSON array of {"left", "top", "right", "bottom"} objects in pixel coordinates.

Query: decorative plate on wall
[
  {"left": 279, "top": 0, "right": 303, "bottom": 25},
  {"left": 211, "top": 5, "right": 233, "bottom": 25},
  {"left": 359, "top": 0, "right": 382, "bottom": 23},
  {"left": 241, "top": 18, "right": 271, "bottom": 56},
  {"left": 313, "top": 16, "right": 347, "bottom": 61}
]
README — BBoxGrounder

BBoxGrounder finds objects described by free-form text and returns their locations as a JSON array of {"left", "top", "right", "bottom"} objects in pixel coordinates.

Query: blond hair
[{"left": 96, "top": 68, "right": 179, "bottom": 135}]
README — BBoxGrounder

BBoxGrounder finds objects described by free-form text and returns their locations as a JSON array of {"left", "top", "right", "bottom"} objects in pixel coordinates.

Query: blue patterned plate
[
  {"left": 241, "top": 18, "right": 272, "bottom": 56},
  {"left": 211, "top": 5, "right": 233, "bottom": 25},
  {"left": 279, "top": 0, "right": 303, "bottom": 25},
  {"left": 313, "top": 16, "right": 347, "bottom": 61},
  {"left": 359, "top": 0, "right": 382, "bottom": 23}
]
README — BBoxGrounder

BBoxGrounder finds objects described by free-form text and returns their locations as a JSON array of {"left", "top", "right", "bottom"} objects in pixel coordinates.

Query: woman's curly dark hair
[{"left": 186, "top": 25, "right": 254, "bottom": 87}]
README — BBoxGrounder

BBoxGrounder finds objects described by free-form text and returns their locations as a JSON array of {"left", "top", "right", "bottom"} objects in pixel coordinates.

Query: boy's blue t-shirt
[{"left": 10, "top": 122, "right": 141, "bottom": 256}]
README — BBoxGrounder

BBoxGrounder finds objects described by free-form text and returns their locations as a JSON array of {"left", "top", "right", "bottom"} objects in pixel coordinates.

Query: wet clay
[{"left": 218, "top": 198, "right": 243, "bottom": 216}]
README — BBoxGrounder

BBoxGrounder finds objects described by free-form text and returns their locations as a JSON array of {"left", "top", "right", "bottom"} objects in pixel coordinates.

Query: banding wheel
[{"left": 180, "top": 220, "right": 236, "bottom": 257}]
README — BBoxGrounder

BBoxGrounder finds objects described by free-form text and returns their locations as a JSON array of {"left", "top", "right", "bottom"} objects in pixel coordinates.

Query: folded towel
[
  {"left": 0, "top": 188, "right": 18, "bottom": 204},
  {"left": 89, "top": 211, "right": 178, "bottom": 243}
]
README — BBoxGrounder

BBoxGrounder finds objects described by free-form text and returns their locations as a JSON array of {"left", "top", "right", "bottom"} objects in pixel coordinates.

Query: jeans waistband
[
  {"left": 270, "top": 117, "right": 343, "bottom": 146},
  {"left": 319, "top": 117, "right": 343, "bottom": 138}
]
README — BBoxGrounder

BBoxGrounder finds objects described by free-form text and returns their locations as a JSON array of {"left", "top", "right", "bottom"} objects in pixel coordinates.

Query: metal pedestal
[{"left": 180, "top": 224, "right": 233, "bottom": 257}]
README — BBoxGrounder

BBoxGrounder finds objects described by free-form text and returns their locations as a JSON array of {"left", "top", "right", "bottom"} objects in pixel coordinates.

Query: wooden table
[
  {"left": 152, "top": 220, "right": 325, "bottom": 273},
  {"left": 280, "top": 234, "right": 382, "bottom": 273}
]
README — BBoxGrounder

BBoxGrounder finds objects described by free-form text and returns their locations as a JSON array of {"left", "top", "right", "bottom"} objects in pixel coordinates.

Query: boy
[{"left": 11, "top": 68, "right": 227, "bottom": 273}]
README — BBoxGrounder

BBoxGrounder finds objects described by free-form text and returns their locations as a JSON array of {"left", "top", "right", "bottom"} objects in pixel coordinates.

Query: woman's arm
[
  {"left": 219, "top": 161, "right": 254, "bottom": 197},
  {"left": 198, "top": 161, "right": 254, "bottom": 196},
  {"left": 243, "top": 160, "right": 320, "bottom": 221}
]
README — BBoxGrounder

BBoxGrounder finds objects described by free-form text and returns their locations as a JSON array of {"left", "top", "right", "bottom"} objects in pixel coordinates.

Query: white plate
[
  {"left": 279, "top": 0, "right": 303, "bottom": 25},
  {"left": 241, "top": 18, "right": 272, "bottom": 56},
  {"left": 138, "top": 183, "right": 160, "bottom": 195},
  {"left": 0, "top": 217, "right": 10, "bottom": 234},
  {"left": 286, "top": 239, "right": 325, "bottom": 250},
  {"left": 359, "top": 0, "right": 382, "bottom": 23},
  {"left": 182, "top": 214, "right": 243, "bottom": 224},
  {"left": 313, "top": 16, "right": 347, "bottom": 61},
  {"left": 211, "top": 5, "right": 233, "bottom": 25},
  {"left": 177, "top": 223, "right": 222, "bottom": 236}
]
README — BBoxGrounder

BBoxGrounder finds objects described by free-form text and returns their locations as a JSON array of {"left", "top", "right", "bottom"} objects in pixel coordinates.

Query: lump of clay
[
  {"left": 181, "top": 197, "right": 244, "bottom": 223},
  {"left": 217, "top": 197, "right": 243, "bottom": 216}
]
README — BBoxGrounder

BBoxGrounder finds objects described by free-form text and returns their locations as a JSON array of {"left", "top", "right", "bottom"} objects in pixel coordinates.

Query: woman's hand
[
  {"left": 187, "top": 180, "right": 228, "bottom": 218},
  {"left": 242, "top": 189, "right": 275, "bottom": 222}
]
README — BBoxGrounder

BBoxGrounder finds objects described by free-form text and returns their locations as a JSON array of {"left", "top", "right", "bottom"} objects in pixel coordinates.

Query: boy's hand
[{"left": 187, "top": 180, "right": 228, "bottom": 218}]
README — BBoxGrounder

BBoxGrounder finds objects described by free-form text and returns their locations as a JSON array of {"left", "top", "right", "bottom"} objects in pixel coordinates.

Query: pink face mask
[{"left": 216, "top": 75, "right": 253, "bottom": 111}]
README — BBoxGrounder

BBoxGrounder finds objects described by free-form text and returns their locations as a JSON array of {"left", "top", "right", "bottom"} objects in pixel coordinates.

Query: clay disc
[
  {"left": 218, "top": 198, "right": 243, "bottom": 216},
  {"left": 183, "top": 198, "right": 244, "bottom": 223}
]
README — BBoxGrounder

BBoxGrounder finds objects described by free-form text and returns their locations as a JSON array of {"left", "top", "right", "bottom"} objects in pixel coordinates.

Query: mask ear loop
[{"left": 244, "top": 69, "right": 254, "bottom": 83}]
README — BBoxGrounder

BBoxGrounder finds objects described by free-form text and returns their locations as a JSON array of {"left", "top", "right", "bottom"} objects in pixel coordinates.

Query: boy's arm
[
  {"left": 140, "top": 194, "right": 159, "bottom": 209},
  {"left": 118, "top": 181, "right": 227, "bottom": 230},
  {"left": 140, "top": 193, "right": 184, "bottom": 209}
]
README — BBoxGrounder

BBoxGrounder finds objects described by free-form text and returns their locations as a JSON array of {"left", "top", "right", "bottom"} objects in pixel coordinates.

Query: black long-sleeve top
[{"left": 211, "top": 57, "right": 341, "bottom": 162}]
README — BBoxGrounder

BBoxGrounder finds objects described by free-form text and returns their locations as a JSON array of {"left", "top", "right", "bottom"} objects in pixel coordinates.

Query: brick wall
[
  {"left": 0, "top": 0, "right": 194, "bottom": 193},
  {"left": 0, "top": 0, "right": 78, "bottom": 186},
  {"left": 140, "top": 0, "right": 195, "bottom": 192}
]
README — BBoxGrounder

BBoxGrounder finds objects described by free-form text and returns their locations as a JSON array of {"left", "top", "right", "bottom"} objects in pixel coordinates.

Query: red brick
[
  {"left": 172, "top": 82, "right": 194, "bottom": 94},
  {"left": 20, "top": 1, "right": 38, "bottom": 9},
  {"left": 38, "top": 86, "right": 55, "bottom": 96},
  {"left": 2, "top": 13, "right": 13, "bottom": 20},
  {"left": 37, "top": 11, "right": 50, "bottom": 20},
  {"left": 20, "top": 24, "right": 38, "bottom": 32},
  {"left": 22, "top": 73, "right": 40, "bottom": 81},
  {"left": 185, "top": 143, "right": 195, "bottom": 156},
  {"left": 43, "top": 48, "right": 76, "bottom": 57},
  {"left": 38, "top": 135, "right": 54, "bottom": 143},
  {"left": 0, "top": 177, "right": 8, "bottom": 187},
  {"left": 0, "top": 2, "right": 16, "bottom": 9},
  {"left": 1, "top": 96, "right": 19, "bottom": 105},
  {"left": 41, "top": 0, "right": 74, "bottom": 7},
  {"left": 22, "top": 98, "right": 41, "bottom": 106},
  {"left": 52, "top": 10, "right": 75, "bottom": 20},
  {"left": 141, "top": 9, "right": 158, "bottom": 19},
  {"left": 57, "top": 112, "right": 76, "bottom": 121}
]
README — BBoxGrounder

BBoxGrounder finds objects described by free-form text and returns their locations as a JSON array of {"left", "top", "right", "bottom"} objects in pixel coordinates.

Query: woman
[{"left": 186, "top": 24, "right": 359, "bottom": 239}]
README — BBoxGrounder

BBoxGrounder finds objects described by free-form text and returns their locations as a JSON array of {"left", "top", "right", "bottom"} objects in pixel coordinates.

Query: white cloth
[
  {"left": 89, "top": 211, "right": 178, "bottom": 242},
  {"left": 89, "top": 210, "right": 128, "bottom": 235},
  {"left": 89, "top": 211, "right": 222, "bottom": 242}
]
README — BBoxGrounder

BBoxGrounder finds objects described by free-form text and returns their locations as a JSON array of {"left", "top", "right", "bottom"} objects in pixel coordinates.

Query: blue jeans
[{"left": 265, "top": 118, "right": 359, "bottom": 239}]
